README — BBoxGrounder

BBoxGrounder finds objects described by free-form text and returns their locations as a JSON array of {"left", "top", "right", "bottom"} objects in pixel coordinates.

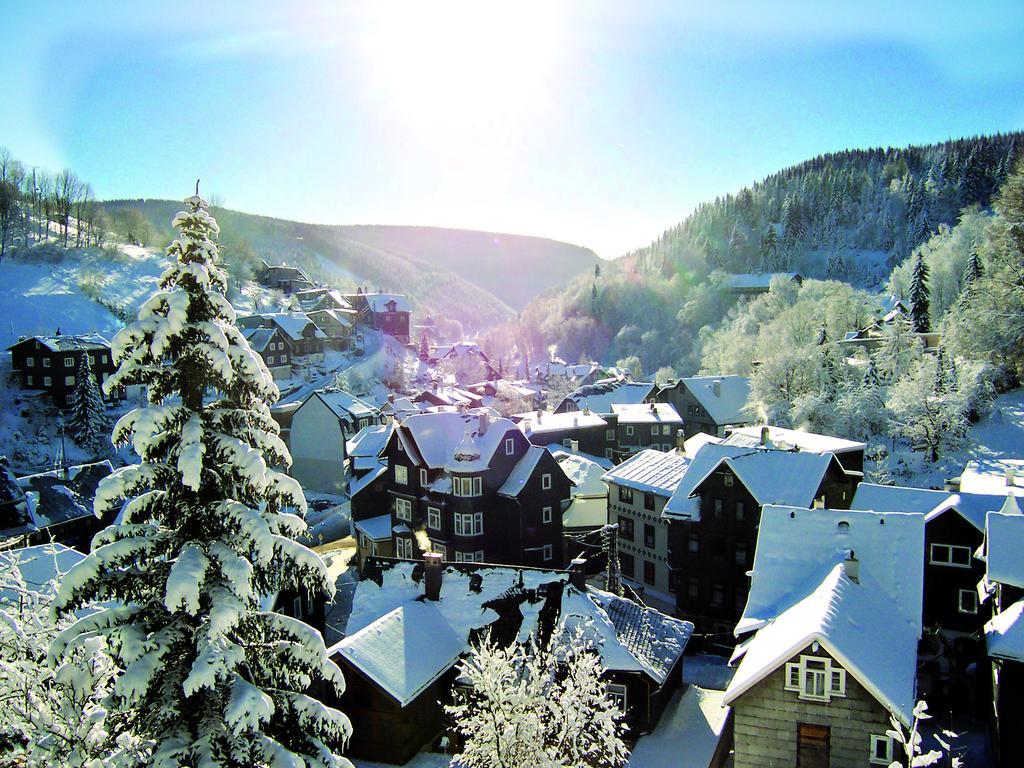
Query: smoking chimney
[
  {"left": 712, "top": 379, "right": 721, "bottom": 397},
  {"left": 842, "top": 550, "right": 859, "bottom": 584},
  {"left": 424, "top": 552, "right": 443, "bottom": 601},
  {"left": 570, "top": 439, "right": 579, "bottom": 453},
  {"left": 569, "top": 558, "right": 588, "bottom": 591},
  {"left": 676, "top": 428, "right": 686, "bottom": 451},
  {"left": 1007, "top": 466, "right": 1017, "bottom": 488}
]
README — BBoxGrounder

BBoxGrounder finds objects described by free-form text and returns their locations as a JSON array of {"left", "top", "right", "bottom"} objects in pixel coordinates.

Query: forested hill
[
  {"left": 100, "top": 200, "right": 597, "bottom": 332},
  {"left": 507, "top": 132, "right": 1022, "bottom": 373}
]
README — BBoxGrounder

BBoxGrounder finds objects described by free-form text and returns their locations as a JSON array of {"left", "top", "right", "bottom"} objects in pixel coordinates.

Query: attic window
[
  {"left": 784, "top": 655, "right": 846, "bottom": 702},
  {"left": 723, "top": 474, "right": 733, "bottom": 487},
  {"left": 505, "top": 437, "right": 515, "bottom": 456},
  {"left": 869, "top": 734, "right": 894, "bottom": 765}
]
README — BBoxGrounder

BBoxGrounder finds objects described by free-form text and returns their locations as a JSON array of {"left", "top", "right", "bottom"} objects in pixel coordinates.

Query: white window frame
[
  {"left": 420, "top": 468, "right": 429, "bottom": 486},
  {"left": 25, "top": 357, "right": 34, "bottom": 367},
  {"left": 958, "top": 588, "right": 979, "bottom": 614},
  {"left": 605, "top": 448, "right": 614, "bottom": 459},
  {"left": 606, "top": 429, "right": 615, "bottom": 441},
  {"left": 784, "top": 655, "right": 846, "bottom": 702},
  {"left": 662, "top": 424, "right": 671, "bottom": 435},
  {"left": 626, "top": 425, "right": 635, "bottom": 437},
  {"left": 455, "top": 512, "right": 483, "bottom": 537},
  {"left": 394, "top": 464, "right": 408, "bottom": 485},
  {"left": 43, "top": 376, "right": 52, "bottom": 386},
  {"left": 929, "top": 543, "right": 972, "bottom": 568},
  {"left": 543, "top": 506, "right": 553, "bottom": 524},
  {"left": 505, "top": 437, "right": 515, "bottom": 455},
  {"left": 541, "top": 473, "right": 552, "bottom": 490},
  {"left": 454, "top": 550, "right": 484, "bottom": 563},
  {"left": 64, "top": 375, "right": 75, "bottom": 386},
  {"left": 543, "top": 544, "right": 553, "bottom": 561},
  {"left": 650, "top": 425, "right": 658, "bottom": 436},
  {"left": 869, "top": 734, "right": 894, "bottom": 765},
  {"left": 454, "top": 476, "right": 483, "bottom": 497},
  {"left": 26, "top": 375, "right": 33, "bottom": 386},
  {"left": 396, "top": 537, "right": 413, "bottom": 558},
  {"left": 395, "top": 497, "right": 412, "bottom": 521},
  {"left": 427, "top": 506, "right": 441, "bottom": 530},
  {"left": 723, "top": 473, "right": 734, "bottom": 486},
  {"left": 607, "top": 683, "right": 627, "bottom": 712},
  {"left": 42, "top": 358, "right": 51, "bottom": 368},
  {"left": 266, "top": 355, "right": 275, "bottom": 364},
  {"left": 64, "top": 356, "right": 74, "bottom": 367}
]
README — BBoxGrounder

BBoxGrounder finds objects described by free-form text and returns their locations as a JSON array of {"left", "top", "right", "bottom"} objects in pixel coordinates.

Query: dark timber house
[
  {"left": 654, "top": 375, "right": 752, "bottom": 439},
  {"left": 7, "top": 333, "right": 121, "bottom": 408}
]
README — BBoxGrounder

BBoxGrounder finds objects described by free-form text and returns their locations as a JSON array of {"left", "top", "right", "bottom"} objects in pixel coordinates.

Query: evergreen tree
[
  {"left": 909, "top": 253, "right": 931, "bottom": 333},
  {"left": 826, "top": 251, "right": 846, "bottom": 280},
  {"left": 68, "top": 353, "right": 107, "bottom": 452},
  {"left": 52, "top": 194, "right": 352, "bottom": 767},
  {"left": 862, "top": 358, "right": 881, "bottom": 388},
  {"left": 933, "top": 346, "right": 948, "bottom": 394},
  {"left": 962, "top": 242, "right": 983, "bottom": 287},
  {"left": 913, "top": 204, "right": 932, "bottom": 248},
  {"left": 594, "top": 262, "right": 601, "bottom": 279},
  {"left": 417, "top": 334, "right": 430, "bottom": 361},
  {"left": 590, "top": 283, "right": 599, "bottom": 316},
  {"left": 760, "top": 227, "right": 779, "bottom": 271}
]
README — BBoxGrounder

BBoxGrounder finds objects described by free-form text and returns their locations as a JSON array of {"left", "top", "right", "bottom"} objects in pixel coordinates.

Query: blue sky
[{"left": 2, "top": 1, "right": 1023, "bottom": 258}]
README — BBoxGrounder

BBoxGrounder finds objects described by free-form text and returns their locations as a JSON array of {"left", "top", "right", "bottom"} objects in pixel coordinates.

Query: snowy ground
[{"left": 628, "top": 687, "right": 729, "bottom": 768}]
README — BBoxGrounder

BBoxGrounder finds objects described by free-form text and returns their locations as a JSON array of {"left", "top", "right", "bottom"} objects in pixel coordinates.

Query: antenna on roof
[{"left": 195, "top": 178, "right": 201, "bottom": 196}]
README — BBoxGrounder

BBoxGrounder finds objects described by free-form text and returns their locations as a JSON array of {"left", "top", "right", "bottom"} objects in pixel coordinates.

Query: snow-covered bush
[{"left": 50, "top": 194, "right": 352, "bottom": 767}]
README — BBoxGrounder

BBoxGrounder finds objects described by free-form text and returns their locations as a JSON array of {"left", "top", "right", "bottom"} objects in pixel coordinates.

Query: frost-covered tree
[
  {"left": 68, "top": 352, "right": 107, "bottom": 453},
  {"left": 51, "top": 194, "right": 352, "bottom": 768},
  {"left": 909, "top": 253, "right": 930, "bottom": 333},
  {"left": 888, "top": 356, "right": 968, "bottom": 463},
  {"left": 447, "top": 626, "right": 629, "bottom": 768},
  {"left": 885, "top": 700, "right": 947, "bottom": 768},
  {"left": 877, "top": 315, "right": 923, "bottom": 382}
]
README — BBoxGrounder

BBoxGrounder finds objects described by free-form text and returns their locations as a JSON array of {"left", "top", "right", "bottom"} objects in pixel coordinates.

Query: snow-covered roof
[
  {"left": 960, "top": 459, "right": 1024, "bottom": 496},
  {"left": 725, "top": 272, "right": 801, "bottom": 291},
  {"left": 737, "top": 506, "right": 924, "bottom": 637},
  {"left": 312, "top": 389, "right": 379, "bottom": 421},
  {"left": 851, "top": 483, "right": 1004, "bottom": 532},
  {"left": 349, "top": 462, "right": 388, "bottom": 498},
  {"left": 247, "top": 312, "right": 327, "bottom": 341},
  {"left": 562, "top": 495, "right": 607, "bottom": 529},
  {"left": 497, "top": 445, "right": 548, "bottom": 497},
  {"left": 241, "top": 327, "right": 278, "bottom": 353},
  {"left": 552, "top": 450, "right": 608, "bottom": 496},
  {"left": 662, "top": 443, "right": 842, "bottom": 520},
  {"left": 354, "top": 513, "right": 398, "bottom": 542},
  {"left": 307, "top": 308, "right": 354, "bottom": 329},
  {"left": 724, "top": 562, "right": 919, "bottom": 726},
  {"left": 725, "top": 425, "right": 865, "bottom": 455},
  {"left": 363, "top": 293, "right": 411, "bottom": 314},
  {"left": 17, "top": 461, "right": 114, "bottom": 527},
  {"left": 679, "top": 376, "right": 751, "bottom": 425},
  {"left": 515, "top": 410, "right": 608, "bottom": 435},
  {"left": 346, "top": 423, "right": 393, "bottom": 460},
  {"left": 335, "top": 603, "right": 465, "bottom": 707},
  {"left": 7, "top": 332, "right": 111, "bottom": 353},
  {"left": 612, "top": 402, "right": 683, "bottom": 425},
  {"left": 985, "top": 509, "right": 1024, "bottom": 589},
  {"left": 399, "top": 410, "right": 518, "bottom": 473},
  {"left": 0, "top": 543, "right": 85, "bottom": 603},
  {"left": 562, "top": 381, "right": 656, "bottom": 415},
  {"left": 682, "top": 432, "right": 723, "bottom": 458},
  {"left": 603, "top": 449, "right": 690, "bottom": 496},
  {"left": 986, "top": 600, "right": 1024, "bottom": 662}
]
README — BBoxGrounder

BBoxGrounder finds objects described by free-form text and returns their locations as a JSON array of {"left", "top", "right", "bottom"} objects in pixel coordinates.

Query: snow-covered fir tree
[
  {"left": 909, "top": 253, "right": 931, "bottom": 333},
  {"left": 68, "top": 352, "right": 107, "bottom": 453},
  {"left": 51, "top": 193, "right": 352, "bottom": 768},
  {"left": 447, "top": 625, "right": 629, "bottom": 768}
]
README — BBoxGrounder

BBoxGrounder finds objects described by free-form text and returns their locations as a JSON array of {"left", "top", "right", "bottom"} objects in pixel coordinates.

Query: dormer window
[
  {"left": 784, "top": 655, "right": 846, "bottom": 702},
  {"left": 505, "top": 437, "right": 515, "bottom": 456},
  {"left": 394, "top": 465, "right": 408, "bottom": 484}
]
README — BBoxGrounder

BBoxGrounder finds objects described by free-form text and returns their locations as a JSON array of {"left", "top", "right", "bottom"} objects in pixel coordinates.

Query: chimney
[
  {"left": 569, "top": 558, "right": 588, "bottom": 591},
  {"left": 424, "top": 552, "right": 443, "bottom": 601},
  {"left": 760, "top": 426, "right": 771, "bottom": 447},
  {"left": 842, "top": 550, "right": 859, "bottom": 583},
  {"left": 536, "top": 409, "right": 543, "bottom": 422},
  {"left": 478, "top": 412, "right": 489, "bottom": 436},
  {"left": 570, "top": 439, "right": 579, "bottom": 453},
  {"left": 1006, "top": 466, "right": 1017, "bottom": 488},
  {"left": 676, "top": 429, "right": 686, "bottom": 451},
  {"left": 573, "top": 416, "right": 579, "bottom": 428},
  {"left": 388, "top": 393, "right": 395, "bottom": 403},
  {"left": 712, "top": 379, "right": 721, "bottom": 397}
]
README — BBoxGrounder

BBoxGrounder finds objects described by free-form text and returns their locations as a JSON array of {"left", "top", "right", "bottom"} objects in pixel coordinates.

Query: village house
[
  {"left": 237, "top": 312, "right": 327, "bottom": 359},
  {"left": 344, "top": 292, "right": 412, "bottom": 344},
  {"left": 513, "top": 408, "right": 618, "bottom": 461},
  {"left": 611, "top": 402, "right": 683, "bottom": 458},
  {"left": 725, "top": 505, "right": 924, "bottom": 768},
  {"left": 724, "top": 271, "right": 803, "bottom": 297},
  {"left": 7, "top": 333, "right": 121, "bottom": 408},
  {"left": 411, "top": 384, "right": 484, "bottom": 410},
  {"left": 723, "top": 425, "right": 867, "bottom": 474},
  {"left": 554, "top": 379, "right": 657, "bottom": 416},
  {"left": 305, "top": 308, "right": 355, "bottom": 350},
  {"left": 430, "top": 341, "right": 500, "bottom": 383},
  {"left": 840, "top": 294, "right": 942, "bottom": 353},
  {"left": 292, "top": 287, "right": 352, "bottom": 313},
  {"left": 379, "top": 408, "right": 572, "bottom": 567},
  {"left": 326, "top": 556, "right": 693, "bottom": 764},
  {"left": 655, "top": 375, "right": 752, "bottom": 439},
  {"left": 345, "top": 423, "right": 394, "bottom": 570},
  {"left": 241, "top": 326, "right": 292, "bottom": 380},
  {"left": 662, "top": 435, "right": 863, "bottom": 636},
  {"left": 552, "top": 449, "right": 609, "bottom": 567},
  {"left": 603, "top": 449, "right": 691, "bottom": 611},
  {"left": 256, "top": 260, "right": 314, "bottom": 293},
  {"left": 289, "top": 389, "right": 381, "bottom": 494}
]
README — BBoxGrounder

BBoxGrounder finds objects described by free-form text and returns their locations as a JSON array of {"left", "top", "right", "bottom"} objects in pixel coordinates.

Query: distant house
[
  {"left": 306, "top": 308, "right": 354, "bottom": 350},
  {"left": 554, "top": 379, "right": 657, "bottom": 416},
  {"left": 7, "top": 334, "right": 121, "bottom": 408},
  {"left": 431, "top": 341, "right": 500, "bottom": 383},
  {"left": 655, "top": 376, "right": 752, "bottom": 439},
  {"left": 292, "top": 287, "right": 352, "bottom": 313},
  {"left": 603, "top": 449, "right": 691, "bottom": 607},
  {"left": 725, "top": 506, "right": 924, "bottom": 768},
  {"left": 725, "top": 425, "right": 866, "bottom": 474},
  {"left": 662, "top": 439, "right": 862, "bottom": 635},
  {"left": 241, "top": 327, "right": 292, "bottom": 380},
  {"left": 724, "top": 271, "right": 802, "bottom": 297},
  {"left": 411, "top": 385, "right": 483, "bottom": 410},
  {"left": 345, "top": 292, "right": 411, "bottom": 343},
  {"left": 611, "top": 402, "right": 683, "bottom": 457},
  {"left": 289, "top": 390, "right": 381, "bottom": 494},
  {"left": 326, "top": 557, "right": 693, "bottom": 764},
  {"left": 514, "top": 408, "right": 617, "bottom": 462},
  {"left": 380, "top": 409, "right": 572, "bottom": 567},
  {"left": 840, "top": 295, "right": 943, "bottom": 353},
  {"left": 850, "top": 482, "right": 1004, "bottom": 633},
  {"left": 237, "top": 312, "right": 327, "bottom": 358},
  {"left": 256, "top": 260, "right": 314, "bottom": 293}
]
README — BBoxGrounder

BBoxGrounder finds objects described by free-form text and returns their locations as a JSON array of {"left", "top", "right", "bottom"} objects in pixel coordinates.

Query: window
[
  {"left": 394, "top": 465, "right": 408, "bottom": 484},
  {"left": 433, "top": 543, "right": 447, "bottom": 560},
  {"left": 644, "top": 523, "right": 655, "bottom": 549},
  {"left": 42, "top": 358, "right": 51, "bottom": 368},
  {"left": 280, "top": 355, "right": 288, "bottom": 363},
  {"left": 64, "top": 375, "right": 75, "bottom": 386},
  {"left": 735, "top": 501, "right": 745, "bottom": 521},
  {"left": 607, "top": 683, "right": 627, "bottom": 712},
  {"left": 735, "top": 541, "right": 748, "bottom": 567},
  {"left": 798, "top": 724, "right": 830, "bottom": 768},
  {"left": 505, "top": 437, "right": 515, "bottom": 455},
  {"left": 618, "top": 486, "right": 634, "bottom": 504},
  {"left": 427, "top": 506, "right": 441, "bottom": 530},
  {"left": 784, "top": 655, "right": 847, "bottom": 702},
  {"left": 929, "top": 543, "right": 972, "bottom": 568},
  {"left": 26, "top": 375, "right": 33, "bottom": 386},
  {"left": 643, "top": 560, "right": 655, "bottom": 585},
  {"left": 617, "top": 516, "right": 634, "bottom": 541},
  {"left": 626, "top": 425, "right": 635, "bottom": 437},
  {"left": 100, "top": 353, "right": 108, "bottom": 363},
  {"left": 619, "top": 553, "right": 635, "bottom": 579},
  {"left": 650, "top": 425, "right": 658, "bottom": 436},
  {"left": 543, "top": 544, "right": 553, "bottom": 561},
  {"left": 64, "top": 356, "right": 74, "bottom": 367},
  {"left": 688, "top": 533, "right": 699, "bottom": 553},
  {"left": 662, "top": 424, "right": 671, "bottom": 435},
  {"left": 713, "top": 498, "right": 723, "bottom": 518},
  {"left": 644, "top": 493, "right": 655, "bottom": 511},
  {"left": 562, "top": 438, "right": 572, "bottom": 448},
  {"left": 454, "top": 550, "right": 485, "bottom": 563},
  {"left": 26, "top": 357, "right": 34, "bottom": 367},
  {"left": 541, "top": 473, "right": 552, "bottom": 490},
  {"left": 292, "top": 596, "right": 303, "bottom": 618},
  {"left": 723, "top": 473, "right": 734, "bottom": 487},
  {"left": 543, "top": 506, "right": 552, "bottom": 524},
  {"left": 606, "top": 429, "right": 615, "bottom": 441},
  {"left": 420, "top": 469, "right": 428, "bottom": 486},
  {"left": 455, "top": 512, "right": 483, "bottom": 536},
  {"left": 686, "top": 577, "right": 699, "bottom": 600},
  {"left": 454, "top": 476, "right": 483, "bottom": 497},
  {"left": 959, "top": 588, "right": 979, "bottom": 614},
  {"left": 266, "top": 355, "right": 275, "bottom": 364},
  {"left": 870, "top": 734, "right": 894, "bottom": 765},
  {"left": 605, "top": 448, "right": 614, "bottom": 460},
  {"left": 43, "top": 376, "right": 52, "bottom": 386},
  {"left": 395, "top": 497, "right": 412, "bottom": 521},
  {"left": 396, "top": 537, "right": 414, "bottom": 558}
]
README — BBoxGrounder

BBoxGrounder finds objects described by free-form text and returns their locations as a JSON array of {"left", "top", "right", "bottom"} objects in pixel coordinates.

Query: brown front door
[{"left": 797, "top": 722, "right": 830, "bottom": 768}]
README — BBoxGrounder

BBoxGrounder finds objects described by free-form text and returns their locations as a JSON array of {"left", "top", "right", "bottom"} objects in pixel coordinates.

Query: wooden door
[{"left": 797, "top": 722, "right": 830, "bottom": 768}]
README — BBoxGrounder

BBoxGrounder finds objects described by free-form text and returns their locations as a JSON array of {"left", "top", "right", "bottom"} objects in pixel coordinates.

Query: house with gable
[
  {"left": 611, "top": 402, "right": 683, "bottom": 457},
  {"left": 662, "top": 439, "right": 862, "bottom": 635},
  {"left": 513, "top": 408, "right": 618, "bottom": 461},
  {"left": 724, "top": 425, "right": 866, "bottom": 475},
  {"left": 256, "top": 260, "right": 314, "bottom": 293},
  {"left": 379, "top": 408, "right": 572, "bottom": 567},
  {"left": 306, "top": 308, "right": 355, "bottom": 350},
  {"left": 655, "top": 375, "right": 753, "bottom": 439},
  {"left": 554, "top": 379, "right": 657, "bottom": 416},
  {"left": 724, "top": 271, "right": 803, "bottom": 297},
  {"left": 552, "top": 449, "right": 609, "bottom": 566},
  {"left": 289, "top": 389, "right": 382, "bottom": 494},
  {"left": 724, "top": 505, "right": 925, "bottom": 768},
  {"left": 241, "top": 326, "right": 292, "bottom": 380},
  {"left": 326, "top": 555, "right": 693, "bottom": 764},
  {"left": 237, "top": 312, "right": 327, "bottom": 358},
  {"left": 7, "top": 333, "right": 122, "bottom": 408},
  {"left": 850, "top": 482, "right": 1004, "bottom": 633},
  {"left": 345, "top": 292, "right": 411, "bottom": 343}
]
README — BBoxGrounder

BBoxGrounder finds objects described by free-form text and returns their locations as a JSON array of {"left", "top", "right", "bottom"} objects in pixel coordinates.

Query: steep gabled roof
[
  {"left": 399, "top": 410, "right": 517, "bottom": 473},
  {"left": 515, "top": 410, "right": 607, "bottom": 436},
  {"left": 986, "top": 600, "right": 1024, "bottom": 662},
  {"left": 725, "top": 425, "right": 864, "bottom": 456},
  {"left": 612, "top": 402, "right": 682, "bottom": 425},
  {"left": 346, "top": 423, "right": 394, "bottom": 461},
  {"left": 602, "top": 449, "right": 689, "bottom": 497},
  {"left": 985, "top": 508, "right": 1024, "bottom": 589},
  {"left": 311, "top": 389, "right": 379, "bottom": 421},
  {"left": 241, "top": 327, "right": 279, "bottom": 353},
  {"left": 561, "top": 381, "right": 656, "bottom": 415},
  {"left": 7, "top": 333, "right": 111, "bottom": 353},
  {"left": 851, "top": 482, "right": 1004, "bottom": 532},
  {"left": 363, "top": 293, "right": 411, "bottom": 313},
  {"left": 497, "top": 445, "right": 548, "bottom": 497},
  {"left": 680, "top": 375, "right": 751, "bottom": 425}
]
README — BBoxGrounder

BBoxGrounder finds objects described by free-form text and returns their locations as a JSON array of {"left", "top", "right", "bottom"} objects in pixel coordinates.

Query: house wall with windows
[
  {"left": 608, "top": 482, "right": 673, "bottom": 597},
  {"left": 8, "top": 336, "right": 120, "bottom": 408},
  {"left": 732, "top": 645, "right": 893, "bottom": 768},
  {"left": 924, "top": 510, "right": 985, "bottom": 633}
]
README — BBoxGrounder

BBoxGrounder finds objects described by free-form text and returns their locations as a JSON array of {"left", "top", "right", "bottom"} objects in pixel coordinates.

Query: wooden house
[
  {"left": 344, "top": 292, "right": 411, "bottom": 343},
  {"left": 289, "top": 389, "right": 381, "bottom": 494},
  {"left": 724, "top": 271, "right": 802, "bottom": 297},
  {"left": 611, "top": 402, "right": 682, "bottom": 458},
  {"left": 662, "top": 440, "right": 862, "bottom": 636},
  {"left": 724, "top": 425, "right": 866, "bottom": 474},
  {"left": 513, "top": 408, "right": 618, "bottom": 462},
  {"left": 241, "top": 327, "right": 292, "bottom": 380},
  {"left": 554, "top": 379, "right": 656, "bottom": 416},
  {"left": 7, "top": 333, "right": 121, "bottom": 408},
  {"left": 655, "top": 375, "right": 752, "bottom": 439},
  {"left": 552, "top": 450, "right": 609, "bottom": 567},
  {"left": 237, "top": 312, "right": 327, "bottom": 358},
  {"left": 257, "top": 260, "right": 314, "bottom": 293},
  {"left": 725, "top": 506, "right": 925, "bottom": 768},
  {"left": 306, "top": 308, "right": 355, "bottom": 350}
]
